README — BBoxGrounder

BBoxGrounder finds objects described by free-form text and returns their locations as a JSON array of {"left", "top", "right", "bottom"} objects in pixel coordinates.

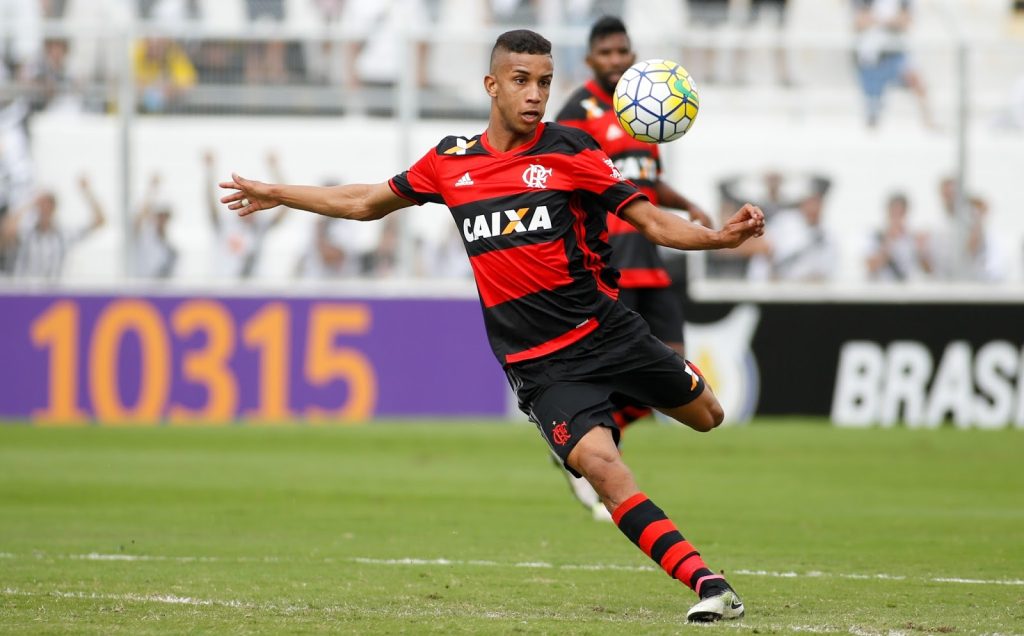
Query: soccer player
[
  {"left": 220, "top": 29, "right": 763, "bottom": 623},
  {"left": 555, "top": 16, "right": 714, "bottom": 520}
]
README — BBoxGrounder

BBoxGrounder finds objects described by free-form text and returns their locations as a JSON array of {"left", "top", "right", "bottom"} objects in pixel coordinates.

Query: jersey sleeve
[
  {"left": 388, "top": 148, "right": 445, "bottom": 205},
  {"left": 573, "top": 146, "right": 648, "bottom": 216}
]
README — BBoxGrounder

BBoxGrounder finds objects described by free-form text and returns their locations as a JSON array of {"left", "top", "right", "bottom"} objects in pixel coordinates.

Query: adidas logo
[{"left": 454, "top": 172, "right": 474, "bottom": 187}]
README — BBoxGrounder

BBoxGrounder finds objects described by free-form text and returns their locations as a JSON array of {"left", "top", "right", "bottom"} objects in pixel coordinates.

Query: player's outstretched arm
[
  {"left": 219, "top": 174, "right": 413, "bottom": 222},
  {"left": 620, "top": 199, "right": 764, "bottom": 251}
]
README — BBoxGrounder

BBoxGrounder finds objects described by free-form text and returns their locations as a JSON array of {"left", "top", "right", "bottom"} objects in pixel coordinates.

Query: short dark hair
[
  {"left": 490, "top": 29, "right": 552, "bottom": 70},
  {"left": 588, "top": 15, "right": 628, "bottom": 49}
]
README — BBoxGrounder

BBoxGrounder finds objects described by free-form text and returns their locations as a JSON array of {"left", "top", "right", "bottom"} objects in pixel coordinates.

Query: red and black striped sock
[{"left": 612, "top": 492, "right": 730, "bottom": 598}]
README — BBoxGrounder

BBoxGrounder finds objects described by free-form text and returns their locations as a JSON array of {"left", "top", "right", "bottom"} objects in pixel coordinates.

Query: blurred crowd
[
  {"left": 703, "top": 171, "right": 1007, "bottom": 284},
  {"left": 3, "top": 0, "right": 1017, "bottom": 117},
  {"left": 1, "top": 0, "right": 1022, "bottom": 285}
]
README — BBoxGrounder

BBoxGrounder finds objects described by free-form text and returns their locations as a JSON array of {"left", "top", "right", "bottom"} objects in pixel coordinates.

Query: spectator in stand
[
  {"left": 745, "top": 0, "right": 793, "bottom": 86},
  {"left": 865, "top": 191, "right": 930, "bottom": 281},
  {"left": 295, "top": 216, "right": 347, "bottom": 279},
  {"left": 1, "top": 176, "right": 106, "bottom": 282},
  {"left": 204, "top": 150, "right": 288, "bottom": 279},
  {"left": 706, "top": 171, "right": 831, "bottom": 279},
  {"left": 130, "top": 173, "right": 178, "bottom": 279},
  {"left": 340, "top": 0, "right": 432, "bottom": 93},
  {"left": 684, "top": 0, "right": 730, "bottom": 84},
  {"left": 370, "top": 216, "right": 400, "bottom": 277},
  {"left": 0, "top": 100, "right": 35, "bottom": 254},
  {"left": 194, "top": 40, "right": 245, "bottom": 86},
  {"left": 852, "top": 0, "right": 934, "bottom": 129},
  {"left": 303, "top": 0, "right": 346, "bottom": 85},
  {"left": 244, "top": 0, "right": 300, "bottom": 85},
  {"left": 35, "top": 37, "right": 83, "bottom": 113},
  {"left": 745, "top": 183, "right": 837, "bottom": 282},
  {"left": 293, "top": 179, "right": 389, "bottom": 280},
  {"left": 687, "top": 0, "right": 793, "bottom": 87},
  {"left": 413, "top": 224, "right": 472, "bottom": 280},
  {"left": 134, "top": 36, "right": 198, "bottom": 112},
  {"left": 718, "top": 170, "right": 825, "bottom": 221},
  {"left": 925, "top": 178, "right": 1007, "bottom": 282},
  {"left": 0, "top": 0, "right": 43, "bottom": 84}
]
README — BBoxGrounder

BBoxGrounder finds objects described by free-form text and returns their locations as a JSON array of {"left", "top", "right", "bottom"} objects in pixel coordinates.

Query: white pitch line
[
  {"left": 933, "top": 577, "right": 1024, "bottom": 586},
  {"left": 5, "top": 552, "right": 1023, "bottom": 587},
  {"left": 351, "top": 557, "right": 1024, "bottom": 587},
  {"left": 2, "top": 587, "right": 255, "bottom": 609}
]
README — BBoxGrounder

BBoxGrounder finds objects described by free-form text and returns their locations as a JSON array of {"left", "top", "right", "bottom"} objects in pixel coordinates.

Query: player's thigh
[
  {"left": 612, "top": 347, "right": 705, "bottom": 411},
  {"left": 529, "top": 382, "right": 620, "bottom": 477},
  {"left": 619, "top": 354, "right": 723, "bottom": 432}
]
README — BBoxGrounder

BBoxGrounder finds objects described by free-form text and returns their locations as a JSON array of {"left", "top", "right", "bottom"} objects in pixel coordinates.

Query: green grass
[{"left": 1, "top": 420, "right": 1022, "bottom": 634}]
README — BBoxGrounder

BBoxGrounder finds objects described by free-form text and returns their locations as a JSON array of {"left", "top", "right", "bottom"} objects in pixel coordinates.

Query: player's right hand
[
  {"left": 718, "top": 203, "right": 765, "bottom": 247},
  {"left": 219, "top": 173, "right": 277, "bottom": 216}
]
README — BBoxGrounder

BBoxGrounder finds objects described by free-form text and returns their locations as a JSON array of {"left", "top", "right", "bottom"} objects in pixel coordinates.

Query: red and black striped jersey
[
  {"left": 389, "top": 122, "right": 647, "bottom": 366},
  {"left": 556, "top": 80, "right": 672, "bottom": 289}
]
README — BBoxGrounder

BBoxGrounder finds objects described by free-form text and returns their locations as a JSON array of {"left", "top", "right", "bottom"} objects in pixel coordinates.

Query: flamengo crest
[
  {"left": 551, "top": 421, "right": 571, "bottom": 446},
  {"left": 522, "top": 164, "right": 553, "bottom": 189}
]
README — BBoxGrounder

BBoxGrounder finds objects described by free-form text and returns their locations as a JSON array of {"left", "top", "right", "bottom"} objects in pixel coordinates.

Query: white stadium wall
[{"left": 30, "top": 111, "right": 1024, "bottom": 285}]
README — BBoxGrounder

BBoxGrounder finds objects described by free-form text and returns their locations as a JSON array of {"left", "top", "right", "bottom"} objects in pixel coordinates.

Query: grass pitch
[{"left": 1, "top": 420, "right": 1022, "bottom": 634}]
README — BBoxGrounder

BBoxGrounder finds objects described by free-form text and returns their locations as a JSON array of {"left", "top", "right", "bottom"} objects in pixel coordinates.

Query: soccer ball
[{"left": 613, "top": 59, "right": 700, "bottom": 143}]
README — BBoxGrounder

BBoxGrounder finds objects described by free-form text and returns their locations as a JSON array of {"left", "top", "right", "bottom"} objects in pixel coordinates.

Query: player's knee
[{"left": 574, "top": 445, "right": 622, "bottom": 480}]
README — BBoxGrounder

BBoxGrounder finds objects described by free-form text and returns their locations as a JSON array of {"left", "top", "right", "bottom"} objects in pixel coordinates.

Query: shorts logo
[
  {"left": 551, "top": 421, "right": 571, "bottom": 446},
  {"left": 522, "top": 164, "right": 553, "bottom": 189},
  {"left": 684, "top": 361, "right": 700, "bottom": 390}
]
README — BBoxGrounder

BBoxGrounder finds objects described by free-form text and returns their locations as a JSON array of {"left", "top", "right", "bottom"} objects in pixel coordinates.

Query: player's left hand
[
  {"left": 219, "top": 173, "right": 279, "bottom": 216},
  {"left": 717, "top": 203, "right": 765, "bottom": 247}
]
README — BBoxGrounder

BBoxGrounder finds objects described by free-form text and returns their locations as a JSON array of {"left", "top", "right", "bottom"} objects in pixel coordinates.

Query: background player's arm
[
  {"left": 620, "top": 199, "right": 764, "bottom": 250},
  {"left": 219, "top": 175, "right": 412, "bottom": 222},
  {"left": 653, "top": 180, "right": 713, "bottom": 227}
]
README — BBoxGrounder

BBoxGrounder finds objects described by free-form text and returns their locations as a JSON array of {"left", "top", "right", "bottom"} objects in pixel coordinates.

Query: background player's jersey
[
  {"left": 390, "top": 123, "right": 647, "bottom": 366},
  {"left": 557, "top": 80, "right": 672, "bottom": 289}
]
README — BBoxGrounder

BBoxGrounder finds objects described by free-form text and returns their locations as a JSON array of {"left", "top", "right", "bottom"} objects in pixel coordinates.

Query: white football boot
[{"left": 686, "top": 588, "right": 745, "bottom": 623}]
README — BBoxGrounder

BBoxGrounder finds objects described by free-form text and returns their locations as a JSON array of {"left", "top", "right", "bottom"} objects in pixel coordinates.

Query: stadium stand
[{"left": 1, "top": 0, "right": 1022, "bottom": 288}]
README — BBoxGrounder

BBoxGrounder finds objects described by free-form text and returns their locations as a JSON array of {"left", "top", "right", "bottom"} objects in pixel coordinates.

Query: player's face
[
  {"left": 587, "top": 33, "right": 635, "bottom": 95},
  {"left": 485, "top": 52, "right": 553, "bottom": 137}
]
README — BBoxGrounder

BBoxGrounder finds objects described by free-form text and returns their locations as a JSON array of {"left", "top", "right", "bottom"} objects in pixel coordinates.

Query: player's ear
[
  {"left": 484, "top": 74, "right": 498, "bottom": 98},
  {"left": 627, "top": 51, "right": 636, "bottom": 66}
]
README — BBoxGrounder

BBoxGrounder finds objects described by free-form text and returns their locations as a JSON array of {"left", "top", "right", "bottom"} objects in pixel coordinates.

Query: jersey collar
[
  {"left": 481, "top": 122, "right": 546, "bottom": 156},
  {"left": 585, "top": 79, "right": 614, "bottom": 107}
]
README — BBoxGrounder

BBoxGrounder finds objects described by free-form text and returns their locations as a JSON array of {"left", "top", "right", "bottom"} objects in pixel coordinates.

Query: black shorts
[
  {"left": 617, "top": 286, "right": 685, "bottom": 345},
  {"left": 504, "top": 304, "right": 705, "bottom": 476}
]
